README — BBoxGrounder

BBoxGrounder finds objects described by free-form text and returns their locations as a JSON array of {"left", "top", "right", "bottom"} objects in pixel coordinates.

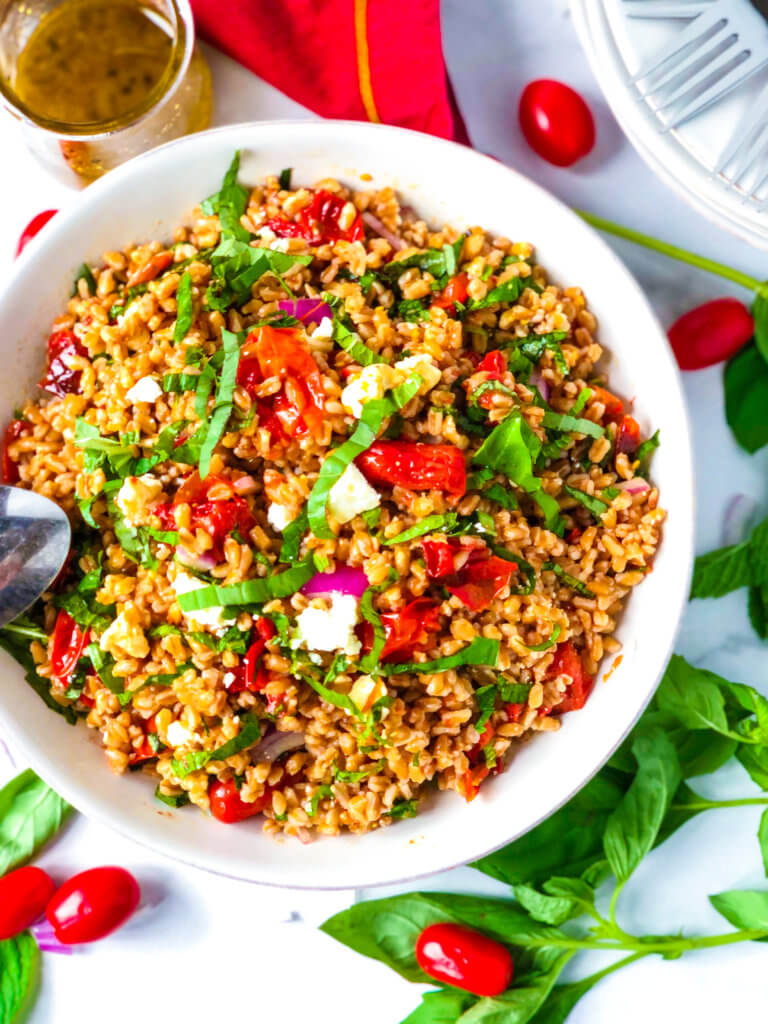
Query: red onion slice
[
  {"left": 361, "top": 211, "right": 405, "bottom": 251},
  {"left": 615, "top": 478, "right": 651, "bottom": 495},
  {"left": 30, "top": 919, "right": 75, "bottom": 955},
  {"left": 529, "top": 369, "right": 550, "bottom": 401},
  {"left": 176, "top": 546, "right": 217, "bottom": 572},
  {"left": 722, "top": 493, "right": 757, "bottom": 547},
  {"left": 277, "top": 298, "right": 333, "bottom": 324},
  {"left": 251, "top": 730, "right": 305, "bottom": 764},
  {"left": 301, "top": 565, "right": 369, "bottom": 599}
]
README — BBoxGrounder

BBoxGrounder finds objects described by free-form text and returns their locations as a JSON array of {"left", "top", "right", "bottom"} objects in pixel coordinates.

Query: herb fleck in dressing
[{"left": 14, "top": 0, "right": 174, "bottom": 125}]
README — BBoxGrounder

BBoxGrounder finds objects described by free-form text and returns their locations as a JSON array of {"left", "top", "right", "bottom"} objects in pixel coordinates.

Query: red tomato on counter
[
  {"left": 415, "top": 923, "right": 514, "bottom": 996},
  {"left": 519, "top": 79, "right": 595, "bottom": 167}
]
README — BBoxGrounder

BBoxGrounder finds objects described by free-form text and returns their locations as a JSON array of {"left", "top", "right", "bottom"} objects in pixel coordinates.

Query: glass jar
[{"left": 0, "top": 0, "right": 212, "bottom": 185}]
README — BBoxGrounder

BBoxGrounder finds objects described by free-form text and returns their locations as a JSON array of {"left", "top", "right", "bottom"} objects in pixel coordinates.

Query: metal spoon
[{"left": 0, "top": 485, "right": 71, "bottom": 629}]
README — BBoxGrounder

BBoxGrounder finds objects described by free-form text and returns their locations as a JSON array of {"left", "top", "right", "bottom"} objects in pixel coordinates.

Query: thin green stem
[
  {"left": 569, "top": 950, "right": 649, "bottom": 986},
  {"left": 672, "top": 797, "right": 768, "bottom": 812},
  {"left": 524, "top": 927, "right": 768, "bottom": 955},
  {"left": 577, "top": 210, "right": 763, "bottom": 293}
]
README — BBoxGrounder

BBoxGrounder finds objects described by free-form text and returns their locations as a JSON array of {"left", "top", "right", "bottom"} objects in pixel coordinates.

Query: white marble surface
[{"left": 1, "top": 1, "right": 767, "bottom": 1020}]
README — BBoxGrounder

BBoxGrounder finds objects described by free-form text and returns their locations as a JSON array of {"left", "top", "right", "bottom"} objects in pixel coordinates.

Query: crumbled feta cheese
[
  {"left": 349, "top": 674, "right": 388, "bottom": 713},
  {"left": 99, "top": 610, "right": 150, "bottom": 659},
  {"left": 256, "top": 226, "right": 277, "bottom": 242},
  {"left": 166, "top": 721, "right": 195, "bottom": 747},
  {"left": 115, "top": 474, "right": 164, "bottom": 527},
  {"left": 328, "top": 463, "right": 380, "bottom": 524},
  {"left": 172, "top": 570, "right": 235, "bottom": 636},
  {"left": 395, "top": 353, "right": 442, "bottom": 394},
  {"left": 125, "top": 376, "right": 162, "bottom": 404},
  {"left": 267, "top": 502, "right": 295, "bottom": 533},
  {"left": 222, "top": 671, "right": 237, "bottom": 690},
  {"left": 269, "top": 238, "right": 291, "bottom": 252},
  {"left": 341, "top": 363, "right": 396, "bottom": 418},
  {"left": 312, "top": 316, "right": 334, "bottom": 340},
  {"left": 294, "top": 593, "right": 361, "bottom": 655}
]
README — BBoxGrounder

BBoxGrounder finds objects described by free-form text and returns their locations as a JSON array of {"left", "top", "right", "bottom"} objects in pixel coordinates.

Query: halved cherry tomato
[
  {"left": 468, "top": 721, "right": 495, "bottom": 765},
  {"left": 40, "top": 329, "right": 89, "bottom": 397},
  {"left": 506, "top": 702, "right": 525, "bottom": 723},
  {"left": 616, "top": 415, "right": 640, "bottom": 456},
  {"left": 416, "top": 923, "right": 514, "bottom": 996},
  {"left": 50, "top": 610, "right": 90, "bottom": 686},
  {"left": 16, "top": 209, "right": 58, "bottom": 257},
  {"left": 265, "top": 189, "right": 364, "bottom": 245},
  {"left": 432, "top": 273, "right": 469, "bottom": 312},
  {"left": 209, "top": 778, "right": 273, "bottom": 823},
  {"left": 423, "top": 538, "right": 516, "bottom": 612},
  {"left": 462, "top": 764, "right": 490, "bottom": 802},
  {"left": 356, "top": 442, "right": 467, "bottom": 500},
  {"left": 667, "top": 297, "right": 753, "bottom": 371},
  {"left": 237, "top": 326, "right": 326, "bottom": 442},
  {"left": 2, "top": 419, "right": 28, "bottom": 484},
  {"left": 549, "top": 640, "right": 594, "bottom": 713},
  {"left": 476, "top": 350, "right": 507, "bottom": 377},
  {"left": 126, "top": 251, "right": 173, "bottom": 288},
  {"left": 519, "top": 79, "right": 595, "bottom": 167},
  {"left": 46, "top": 866, "right": 140, "bottom": 944},
  {"left": 370, "top": 597, "right": 442, "bottom": 661},
  {"left": 228, "top": 618, "right": 276, "bottom": 693},
  {"left": 0, "top": 866, "right": 56, "bottom": 940},
  {"left": 590, "top": 385, "right": 624, "bottom": 422}
]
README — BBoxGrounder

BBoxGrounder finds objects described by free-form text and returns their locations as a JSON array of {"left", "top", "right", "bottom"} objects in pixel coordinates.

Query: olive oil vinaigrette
[{"left": 15, "top": 0, "right": 175, "bottom": 126}]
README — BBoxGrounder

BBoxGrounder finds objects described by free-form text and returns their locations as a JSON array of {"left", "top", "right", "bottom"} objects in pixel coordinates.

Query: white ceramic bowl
[{"left": 0, "top": 121, "right": 694, "bottom": 888}]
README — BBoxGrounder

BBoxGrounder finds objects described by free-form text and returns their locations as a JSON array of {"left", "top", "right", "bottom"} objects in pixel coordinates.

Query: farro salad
[{"left": 0, "top": 153, "right": 664, "bottom": 839}]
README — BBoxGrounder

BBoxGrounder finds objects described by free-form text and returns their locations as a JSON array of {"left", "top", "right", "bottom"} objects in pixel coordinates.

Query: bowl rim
[{"left": 0, "top": 118, "right": 695, "bottom": 888}]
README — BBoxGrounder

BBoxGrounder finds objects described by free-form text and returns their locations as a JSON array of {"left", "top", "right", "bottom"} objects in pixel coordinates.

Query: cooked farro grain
[{"left": 2, "top": 153, "right": 663, "bottom": 839}]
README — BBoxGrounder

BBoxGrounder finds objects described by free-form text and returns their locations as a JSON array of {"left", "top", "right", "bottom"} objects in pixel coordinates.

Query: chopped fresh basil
[
  {"left": 397, "top": 299, "right": 430, "bottom": 323},
  {"left": 176, "top": 556, "right": 316, "bottom": 611},
  {"left": 85, "top": 643, "right": 122, "bottom": 694},
  {"left": 361, "top": 507, "right": 382, "bottom": 529},
  {"left": 333, "top": 759, "right": 385, "bottom": 783},
  {"left": 307, "top": 374, "right": 422, "bottom": 540},
  {"left": 154, "top": 787, "right": 190, "bottom": 808},
  {"left": 473, "top": 409, "right": 565, "bottom": 535},
  {"left": 542, "top": 561, "right": 595, "bottom": 598},
  {"left": 116, "top": 661, "right": 194, "bottom": 706},
  {"left": 162, "top": 372, "right": 200, "bottom": 393},
  {"left": 331, "top": 316, "right": 388, "bottom": 366},
  {"left": 484, "top": 482, "right": 519, "bottom": 510},
  {"left": 278, "top": 507, "right": 309, "bottom": 564},
  {"left": 198, "top": 328, "right": 241, "bottom": 479},
  {"left": 571, "top": 387, "right": 593, "bottom": 415},
  {"left": 382, "top": 513, "right": 459, "bottom": 546},
  {"left": 278, "top": 167, "right": 293, "bottom": 190},
  {"left": 171, "top": 712, "right": 262, "bottom": 778},
  {"left": 71, "top": 262, "right": 97, "bottom": 297},
  {"left": 469, "top": 275, "right": 528, "bottom": 310},
  {"left": 378, "top": 239, "right": 463, "bottom": 288},
  {"left": 205, "top": 239, "right": 311, "bottom": 312},
  {"left": 358, "top": 587, "right": 387, "bottom": 674},
  {"left": 518, "top": 331, "right": 569, "bottom": 375},
  {"left": 0, "top": 628, "right": 77, "bottom": 724},
  {"left": 200, "top": 150, "right": 250, "bottom": 242},
  {"left": 541, "top": 410, "right": 604, "bottom": 440},
  {"left": 526, "top": 622, "right": 562, "bottom": 652},
  {"left": 563, "top": 484, "right": 608, "bottom": 518},
  {"left": 0, "top": 614, "right": 48, "bottom": 643},
  {"left": 380, "top": 637, "right": 499, "bottom": 676},
  {"left": 74, "top": 420, "right": 138, "bottom": 478},
  {"left": 635, "top": 429, "right": 660, "bottom": 469},
  {"left": 384, "top": 798, "right": 419, "bottom": 819},
  {"left": 53, "top": 590, "right": 113, "bottom": 632},
  {"left": 499, "top": 679, "right": 533, "bottom": 703},
  {"left": 173, "top": 271, "right": 194, "bottom": 344},
  {"left": 468, "top": 379, "right": 516, "bottom": 408},
  {"left": 307, "top": 784, "right": 334, "bottom": 817}
]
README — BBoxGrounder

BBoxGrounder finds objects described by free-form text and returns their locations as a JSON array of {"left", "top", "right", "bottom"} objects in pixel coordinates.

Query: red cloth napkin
[{"left": 189, "top": 0, "right": 469, "bottom": 143}]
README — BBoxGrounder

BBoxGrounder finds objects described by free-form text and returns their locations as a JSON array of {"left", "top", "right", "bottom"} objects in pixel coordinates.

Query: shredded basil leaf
[
  {"left": 358, "top": 588, "right": 387, "bottom": 674},
  {"left": 635, "top": 429, "right": 660, "bottom": 469},
  {"left": 525, "top": 622, "right": 562, "bottom": 652},
  {"left": 331, "top": 316, "right": 388, "bottom": 366},
  {"left": 173, "top": 271, "right": 194, "bottom": 344},
  {"left": 200, "top": 150, "right": 250, "bottom": 242},
  {"left": 384, "top": 798, "right": 419, "bottom": 819},
  {"left": 198, "top": 328, "right": 241, "bottom": 479},
  {"left": 542, "top": 560, "right": 595, "bottom": 598},
  {"left": 278, "top": 507, "right": 309, "bottom": 564},
  {"left": 162, "top": 372, "right": 200, "bottom": 393},
  {"left": 177, "top": 556, "right": 316, "bottom": 611},
  {"left": 278, "top": 167, "right": 292, "bottom": 190},
  {"left": 307, "top": 374, "right": 422, "bottom": 540},
  {"left": 563, "top": 484, "right": 608, "bottom": 518},
  {"left": 85, "top": 643, "right": 122, "bottom": 694},
  {"left": 571, "top": 387, "right": 592, "bottom": 415},
  {"left": 154, "top": 787, "right": 190, "bottom": 808},
  {"left": 171, "top": 712, "right": 262, "bottom": 778},
  {"left": 541, "top": 410, "right": 604, "bottom": 439},
  {"left": 382, "top": 513, "right": 460, "bottom": 546},
  {"left": 380, "top": 637, "right": 499, "bottom": 676},
  {"left": 72, "top": 262, "right": 97, "bottom": 297},
  {"left": 333, "top": 759, "right": 385, "bottom": 783}
]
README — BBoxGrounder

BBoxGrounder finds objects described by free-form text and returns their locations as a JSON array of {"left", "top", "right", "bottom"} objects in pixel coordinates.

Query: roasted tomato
[
  {"left": 2, "top": 418, "right": 28, "bottom": 484},
  {"left": 590, "top": 385, "right": 624, "bottom": 422},
  {"left": 374, "top": 597, "right": 442, "bottom": 661},
  {"left": 549, "top": 640, "right": 594, "bottom": 713},
  {"left": 356, "top": 442, "right": 467, "bottom": 500},
  {"left": 50, "top": 610, "right": 90, "bottom": 686},
  {"left": 156, "top": 472, "right": 255, "bottom": 560},
  {"left": 237, "top": 326, "right": 326, "bottom": 442},
  {"left": 615, "top": 415, "right": 640, "bottom": 456},
  {"left": 265, "top": 189, "right": 364, "bottom": 244},
  {"left": 227, "top": 618, "right": 276, "bottom": 694},
  {"left": 40, "top": 330, "right": 89, "bottom": 397},
  {"left": 125, "top": 251, "right": 173, "bottom": 287},
  {"left": 432, "top": 273, "right": 469, "bottom": 312},
  {"left": 422, "top": 538, "right": 516, "bottom": 612}
]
